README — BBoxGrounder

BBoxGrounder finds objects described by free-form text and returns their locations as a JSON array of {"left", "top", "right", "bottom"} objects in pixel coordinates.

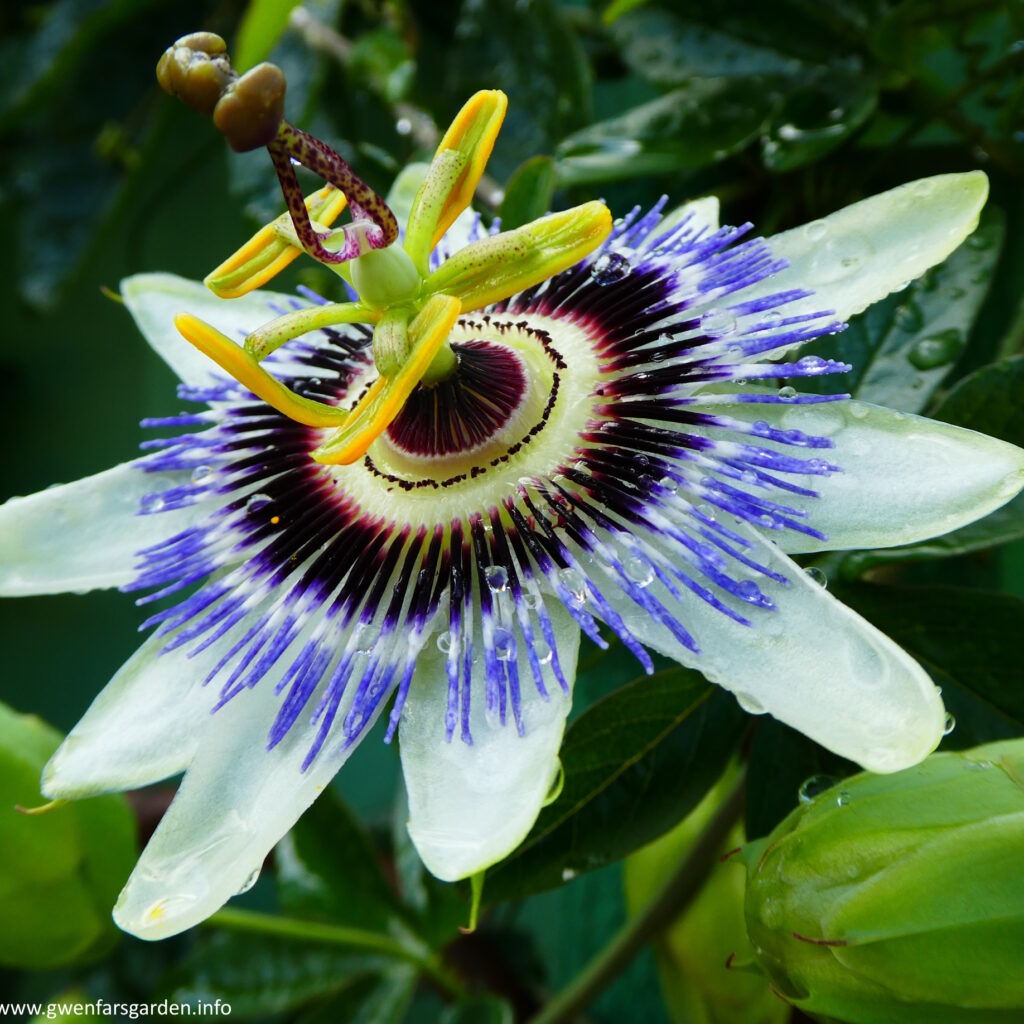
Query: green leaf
[
  {"left": 555, "top": 80, "right": 778, "bottom": 186},
  {"left": 612, "top": 9, "right": 805, "bottom": 86},
  {"left": 834, "top": 347, "right": 1024, "bottom": 576},
  {"left": 446, "top": 0, "right": 591, "bottom": 181},
  {"left": 484, "top": 669, "right": 746, "bottom": 901},
  {"left": 0, "top": 702, "right": 135, "bottom": 970},
  {"left": 837, "top": 583, "right": 1024, "bottom": 744},
  {"left": 800, "top": 211, "right": 1004, "bottom": 411},
  {"left": 165, "top": 931, "right": 389, "bottom": 1018},
  {"left": 0, "top": 0, "right": 163, "bottom": 128},
  {"left": 498, "top": 156, "right": 557, "bottom": 231},
  {"left": 440, "top": 994, "right": 515, "bottom": 1024},
  {"left": 761, "top": 67, "right": 878, "bottom": 172},
  {"left": 932, "top": 352, "right": 1024, "bottom": 444},
  {"left": 297, "top": 966, "right": 418, "bottom": 1024},
  {"left": 348, "top": 29, "right": 415, "bottom": 105},
  {"left": 234, "top": 0, "right": 302, "bottom": 72},
  {"left": 275, "top": 786, "right": 404, "bottom": 932}
]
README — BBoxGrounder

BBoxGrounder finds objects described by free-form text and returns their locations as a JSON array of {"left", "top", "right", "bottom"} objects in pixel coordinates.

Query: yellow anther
[
  {"left": 404, "top": 91, "right": 507, "bottom": 270},
  {"left": 174, "top": 313, "right": 349, "bottom": 427},
  {"left": 424, "top": 201, "right": 613, "bottom": 313},
  {"left": 205, "top": 185, "right": 347, "bottom": 298},
  {"left": 313, "top": 294, "right": 463, "bottom": 465}
]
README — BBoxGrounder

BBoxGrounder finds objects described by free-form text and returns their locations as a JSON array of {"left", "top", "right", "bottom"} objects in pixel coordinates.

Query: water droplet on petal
[
  {"left": 485, "top": 566, "right": 508, "bottom": 593},
  {"left": 778, "top": 385, "right": 797, "bottom": 399},
  {"left": 624, "top": 555, "right": 655, "bottom": 587},
  {"left": 796, "top": 355, "right": 828, "bottom": 373},
  {"left": 535, "top": 641, "right": 553, "bottom": 665},
  {"left": 235, "top": 867, "right": 260, "bottom": 895},
  {"left": 735, "top": 691, "right": 766, "bottom": 715},
  {"left": 190, "top": 465, "right": 214, "bottom": 486},
  {"left": 835, "top": 789, "right": 851, "bottom": 808},
  {"left": 943, "top": 713, "right": 956, "bottom": 736},
  {"left": 436, "top": 631, "right": 452, "bottom": 654},
  {"left": 591, "top": 252, "right": 631, "bottom": 285},
  {"left": 395, "top": 117, "right": 412, "bottom": 135},
  {"left": 700, "top": 308, "right": 738, "bottom": 338},
  {"left": 658, "top": 475, "right": 679, "bottom": 493},
  {"left": 493, "top": 627, "right": 516, "bottom": 661},
  {"left": 809, "top": 232, "right": 875, "bottom": 284},
  {"left": 804, "top": 219, "right": 828, "bottom": 242},
  {"left": 805, "top": 566, "right": 828, "bottom": 588},
  {"left": 247, "top": 493, "right": 273, "bottom": 515},
  {"left": 558, "top": 567, "right": 588, "bottom": 606},
  {"left": 141, "top": 493, "right": 166, "bottom": 514}
]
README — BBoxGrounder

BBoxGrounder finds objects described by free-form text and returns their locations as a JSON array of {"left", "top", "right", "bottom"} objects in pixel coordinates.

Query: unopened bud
[{"left": 741, "top": 739, "right": 1024, "bottom": 1022}]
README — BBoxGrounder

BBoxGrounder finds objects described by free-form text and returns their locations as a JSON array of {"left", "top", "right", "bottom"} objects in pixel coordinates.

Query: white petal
[
  {"left": 42, "top": 630, "right": 230, "bottom": 798},
  {"left": 110, "top": 622, "right": 383, "bottom": 940},
  {"left": 0, "top": 461, "right": 205, "bottom": 596},
  {"left": 721, "top": 400, "right": 1024, "bottom": 554},
  {"left": 121, "top": 273, "right": 298, "bottom": 386},
  {"left": 744, "top": 173, "right": 988, "bottom": 323},
  {"left": 588, "top": 525, "right": 945, "bottom": 773},
  {"left": 400, "top": 602, "right": 581, "bottom": 882}
]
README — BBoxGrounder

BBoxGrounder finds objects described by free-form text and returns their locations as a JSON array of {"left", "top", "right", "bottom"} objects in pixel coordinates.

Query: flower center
[
  {"left": 330, "top": 313, "right": 602, "bottom": 523},
  {"left": 367, "top": 317, "right": 560, "bottom": 483},
  {"left": 384, "top": 341, "right": 529, "bottom": 459}
]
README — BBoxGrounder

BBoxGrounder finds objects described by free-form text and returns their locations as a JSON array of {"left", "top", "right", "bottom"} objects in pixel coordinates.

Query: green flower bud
[
  {"left": 741, "top": 739, "right": 1024, "bottom": 1023},
  {"left": 0, "top": 702, "right": 136, "bottom": 969}
]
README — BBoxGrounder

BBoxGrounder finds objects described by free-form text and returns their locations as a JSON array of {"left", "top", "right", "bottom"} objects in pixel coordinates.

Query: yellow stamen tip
[
  {"left": 174, "top": 312, "right": 349, "bottom": 427},
  {"left": 431, "top": 90, "right": 507, "bottom": 247},
  {"left": 205, "top": 185, "right": 347, "bottom": 298},
  {"left": 313, "top": 295, "right": 463, "bottom": 465}
]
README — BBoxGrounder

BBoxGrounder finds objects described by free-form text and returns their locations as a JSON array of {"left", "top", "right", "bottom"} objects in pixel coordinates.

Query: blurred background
[{"left": 1, "top": 0, "right": 1023, "bottom": 1020}]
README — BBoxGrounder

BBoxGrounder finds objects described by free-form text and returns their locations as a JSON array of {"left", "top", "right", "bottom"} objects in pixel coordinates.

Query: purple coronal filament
[{"left": 385, "top": 341, "right": 528, "bottom": 458}]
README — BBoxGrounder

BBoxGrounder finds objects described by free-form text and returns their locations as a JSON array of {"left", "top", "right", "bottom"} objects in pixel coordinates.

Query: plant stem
[
  {"left": 207, "top": 907, "right": 466, "bottom": 998},
  {"left": 530, "top": 776, "right": 747, "bottom": 1024}
]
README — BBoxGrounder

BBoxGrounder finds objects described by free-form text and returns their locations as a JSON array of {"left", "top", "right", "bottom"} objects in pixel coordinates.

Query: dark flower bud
[{"left": 212, "top": 63, "right": 287, "bottom": 152}]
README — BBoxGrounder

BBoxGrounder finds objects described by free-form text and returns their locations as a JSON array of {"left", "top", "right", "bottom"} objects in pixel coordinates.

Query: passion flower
[{"left": 1, "top": 34, "right": 1021, "bottom": 941}]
